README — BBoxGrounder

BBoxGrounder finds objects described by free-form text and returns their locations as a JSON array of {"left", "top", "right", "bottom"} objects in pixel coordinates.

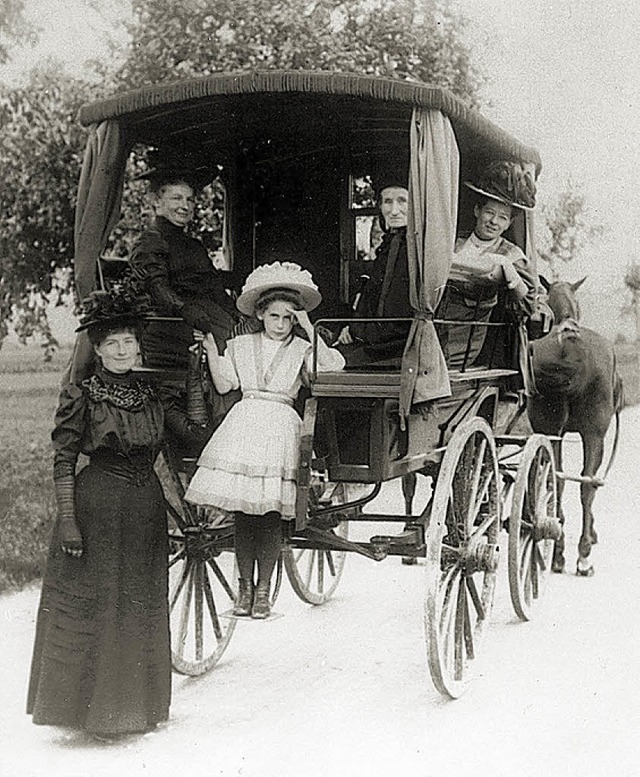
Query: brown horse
[{"left": 528, "top": 279, "right": 623, "bottom": 576}]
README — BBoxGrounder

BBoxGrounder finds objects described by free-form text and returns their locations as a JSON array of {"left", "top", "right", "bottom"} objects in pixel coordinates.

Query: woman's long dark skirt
[{"left": 27, "top": 465, "right": 170, "bottom": 736}]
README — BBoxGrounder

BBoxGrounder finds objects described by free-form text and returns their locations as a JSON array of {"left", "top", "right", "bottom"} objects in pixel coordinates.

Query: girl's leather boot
[
  {"left": 233, "top": 578, "right": 253, "bottom": 616},
  {"left": 251, "top": 584, "right": 271, "bottom": 619}
]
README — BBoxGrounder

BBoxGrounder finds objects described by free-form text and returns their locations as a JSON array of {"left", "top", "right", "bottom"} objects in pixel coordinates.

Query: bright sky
[{"left": 3, "top": 0, "right": 639, "bottom": 338}]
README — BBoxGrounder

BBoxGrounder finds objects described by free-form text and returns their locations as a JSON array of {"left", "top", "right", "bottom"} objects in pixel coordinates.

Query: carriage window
[
  {"left": 343, "top": 175, "right": 380, "bottom": 301},
  {"left": 351, "top": 176, "right": 376, "bottom": 210},
  {"left": 196, "top": 177, "right": 229, "bottom": 270}
]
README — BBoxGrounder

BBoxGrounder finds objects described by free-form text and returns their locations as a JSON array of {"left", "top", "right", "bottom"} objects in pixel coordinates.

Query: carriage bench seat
[
  {"left": 311, "top": 367, "right": 519, "bottom": 398},
  {"left": 310, "top": 366, "right": 520, "bottom": 483}
]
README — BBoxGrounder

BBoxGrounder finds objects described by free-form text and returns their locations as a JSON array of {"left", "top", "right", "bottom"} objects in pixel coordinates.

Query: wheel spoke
[
  {"left": 462, "top": 578, "right": 475, "bottom": 660},
  {"left": 465, "top": 573, "right": 485, "bottom": 621},
  {"left": 165, "top": 498, "right": 188, "bottom": 532},
  {"left": 439, "top": 564, "right": 460, "bottom": 680},
  {"left": 194, "top": 563, "right": 203, "bottom": 661},
  {"left": 304, "top": 551, "right": 315, "bottom": 589},
  {"left": 519, "top": 535, "right": 533, "bottom": 582},
  {"left": 202, "top": 564, "right": 223, "bottom": 640},
  {"left": 530, "top": 546, "right": 540, "bottom": 600},
  {"left": 534, "top": 542, "right": 548, "bottom": 572},
  {"left": 170, "top": 558, "right": 191, "bottom": 610},
  {"left": 317, "top": 550, "right": 324, "bottom": 593},
  {"left": 465, "top": 437, "right": 487, "bottom": 527},
  {"left": 325, "top": 550, "right": 336, "bottom": 576},
  {"left": 176, "top": 563, "right": 195, "bottom": 652},
  {"left": 454, "top": 578, "right": 466, "bottom": 680},
  {"left": 168, "top": 548, "right": 186, "bottom": 569},
  {"left": 206, "top": 557, "right": 236, "bottom": 601},
  {"left": 439, "top": 564, "right": 459, "bottom": 637}
]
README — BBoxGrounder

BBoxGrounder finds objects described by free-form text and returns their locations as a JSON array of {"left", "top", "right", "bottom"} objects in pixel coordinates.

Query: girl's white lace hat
[{"left": 236, "top": 261, "right": 322, "bottom": 315}]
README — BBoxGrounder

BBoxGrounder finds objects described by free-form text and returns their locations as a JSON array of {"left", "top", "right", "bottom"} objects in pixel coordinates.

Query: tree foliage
[
  {"left": 0, "top": 68, "right": 96, "bottom": 353},
  {"left": 115, "top": 0, "right": 482, "bottom": 105},
  {"left": 0, "top": 0, "right": 483, "bottom": 352},
  {"left": 623, "top": 262, "right": 640, "bottom": 344},
  {"left": 537, "top": 181, "right": 606, "bottom": 281},
  {"left": 0, "top": 0, "right": 38, "bottom": 65}
]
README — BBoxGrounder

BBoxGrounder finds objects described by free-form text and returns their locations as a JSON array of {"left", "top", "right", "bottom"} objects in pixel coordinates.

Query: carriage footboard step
[
  {"left": 369, "top": 526, "right": 423, "bottom": 559},
  {"left": 299, "top": 525, "right": 389, "bottom": 561}
]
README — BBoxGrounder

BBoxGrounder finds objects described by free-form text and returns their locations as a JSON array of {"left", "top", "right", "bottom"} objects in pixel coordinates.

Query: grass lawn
[{"left": 0, "top": 373, "right": 61, "bottom": 591}]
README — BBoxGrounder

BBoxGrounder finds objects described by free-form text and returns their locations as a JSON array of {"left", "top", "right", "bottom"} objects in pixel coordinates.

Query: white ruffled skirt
[{"left": 184, "top": 397, "right": 301, "bottom": 520}]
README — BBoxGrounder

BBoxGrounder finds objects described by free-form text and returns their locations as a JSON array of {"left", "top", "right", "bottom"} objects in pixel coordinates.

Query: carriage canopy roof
[{"left": 78, "top": 71, "right": 541, "bottom": 171}]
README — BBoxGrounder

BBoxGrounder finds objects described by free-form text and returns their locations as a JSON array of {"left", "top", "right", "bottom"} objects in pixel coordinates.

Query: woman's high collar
[
  {"left": 155, "top": 215, "right": 187, "bottom": 235},
  {"left": 96, "top": 365, "right": 134, "bottom": 385}
]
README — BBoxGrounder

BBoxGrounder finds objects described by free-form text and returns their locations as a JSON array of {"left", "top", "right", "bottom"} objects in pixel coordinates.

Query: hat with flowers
[
  {"left": 76, "top": 277, "right": 152, "bottom": 332},
  {"left": 236, "top": 262, "right": 321, "bottom": 316},
  {"left": 465, "top": 160, "right": 537, "bottom": 210}
]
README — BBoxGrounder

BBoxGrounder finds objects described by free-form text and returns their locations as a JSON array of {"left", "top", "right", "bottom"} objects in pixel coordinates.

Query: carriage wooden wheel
[
  {"left": 508, "top": 435, "right": 560, "bottom": 621},
  {"left": 160, "top": 451, "right": 239, "bottom": 676},
  {"left": 424, "top": 417, "right": 501, "bottom": 699},
  {"left": 284, "top": 483, "right": 350, "bottom": 605}
]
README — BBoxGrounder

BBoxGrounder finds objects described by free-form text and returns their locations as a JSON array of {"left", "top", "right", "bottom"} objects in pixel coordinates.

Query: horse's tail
[{"left": 602, "top": 355, "right": 624, "bottom": 479}]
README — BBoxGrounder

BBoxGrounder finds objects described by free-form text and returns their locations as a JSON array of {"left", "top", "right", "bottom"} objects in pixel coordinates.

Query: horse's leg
[
  {"left": 401, "top": 472, "right": 418, "bottom": 565},
  {"left": 552, "top": 438, "right": 567, "bottom": 574},
  {"left": 576, "top": 432, "right": 605, "bottom": 577}
]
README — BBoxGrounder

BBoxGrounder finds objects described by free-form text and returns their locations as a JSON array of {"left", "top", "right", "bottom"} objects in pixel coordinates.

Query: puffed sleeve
[
  {"left": 130, "top": 229, "right": 188, "bottom": 314},
  {"left": 51, "top": 383, "right": 88, "bottom": 480},
  {"left": 304, "top": 337, "right": 346, "bottom": 374},
  {"left": 507, "top": 246, "right": 537, "bottom": 317},
  {"left": 129, "top": 229, "right": 171, "bottom": 285},
  {"left": 210, "top": 338, "right": 241, "bottom": 393}
]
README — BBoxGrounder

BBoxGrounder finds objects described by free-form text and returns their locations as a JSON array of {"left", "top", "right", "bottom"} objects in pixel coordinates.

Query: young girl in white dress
[{"left": 185, "top": 262, "right": 345, "bottom": 618}]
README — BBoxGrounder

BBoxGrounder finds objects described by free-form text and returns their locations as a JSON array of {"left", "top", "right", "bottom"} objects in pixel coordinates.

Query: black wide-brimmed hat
[
  {"left": 465, "top": 160, "right": 537, "bottom": 210},
  {"left": 76, "top": 278, "right": 152, "bottom": 332},
  {"left": 137, "top": 148, "right": 214, "bottom": 193}
]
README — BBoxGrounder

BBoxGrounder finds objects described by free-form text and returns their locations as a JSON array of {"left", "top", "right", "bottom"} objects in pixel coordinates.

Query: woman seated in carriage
[
  {"left": 437, "top": 160, "right": 538, "bottom": 369},
  {"left": 337, "top": 160, "right": 537, "bottom": 372}
]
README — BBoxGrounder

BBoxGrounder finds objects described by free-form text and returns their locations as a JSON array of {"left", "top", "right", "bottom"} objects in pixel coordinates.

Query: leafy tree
[
  {"left": 537, "top": 180, "right": 606, "bottom": 281},
  {"left": 0, "top": 67, "right": 96, "bottom": 355},
  {"left": 114, "top": 0, "right": 483, "bottom": 105},
  {"left": 0, "top": 0, "right": 38, "bottom": 65},
  {"left": 623, "top": 262, "right": 640, "bottom": 345}
]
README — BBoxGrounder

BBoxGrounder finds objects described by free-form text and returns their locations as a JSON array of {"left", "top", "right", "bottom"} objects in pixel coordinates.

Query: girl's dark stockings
[{"left": 234, "top": 512, "right": 283, "bottom": 588}]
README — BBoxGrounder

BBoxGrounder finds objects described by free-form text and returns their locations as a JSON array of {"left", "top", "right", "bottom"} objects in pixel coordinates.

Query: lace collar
[{"left": 83, "top": 370, "right": 155, "bottom": 411}]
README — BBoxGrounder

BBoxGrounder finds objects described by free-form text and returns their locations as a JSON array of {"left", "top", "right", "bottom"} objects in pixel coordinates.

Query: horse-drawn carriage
[{"left": 72, "top": 71, "right": 562, "bottom": 698}]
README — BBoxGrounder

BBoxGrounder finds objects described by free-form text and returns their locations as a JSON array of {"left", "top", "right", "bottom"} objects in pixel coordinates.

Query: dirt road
[{"left": 2, "top": 410, "right": 639, "bottom": 777}]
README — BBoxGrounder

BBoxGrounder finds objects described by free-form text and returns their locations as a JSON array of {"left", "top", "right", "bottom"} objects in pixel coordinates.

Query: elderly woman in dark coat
[{"left": 27, "top": 287, "right": 174, "bottom": 740}]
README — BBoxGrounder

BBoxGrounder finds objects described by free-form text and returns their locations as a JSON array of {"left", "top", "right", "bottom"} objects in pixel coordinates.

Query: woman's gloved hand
[{"left": 55, "top": 476, "right": 83, "bottom": 557}]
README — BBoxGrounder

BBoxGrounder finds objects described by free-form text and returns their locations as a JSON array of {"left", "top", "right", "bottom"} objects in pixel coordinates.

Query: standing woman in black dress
[{"left": 27, "top": 286, "right": 172, "bottom": 740}]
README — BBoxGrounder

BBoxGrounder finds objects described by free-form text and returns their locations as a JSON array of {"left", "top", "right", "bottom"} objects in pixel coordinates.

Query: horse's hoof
[
  {"left": 576, "top": 561, "right": 594, "bottom": 577},
  {"left": 552, "top": 558, "right": 565, "bottom": 574},
  {"left": 401, "top": 556, "right": 417, "bottom": 566}
]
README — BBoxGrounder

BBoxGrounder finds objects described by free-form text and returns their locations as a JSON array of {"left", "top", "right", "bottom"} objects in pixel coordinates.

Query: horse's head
[{"left": 546, "top": 277, "right": 585, "bottom": 323}]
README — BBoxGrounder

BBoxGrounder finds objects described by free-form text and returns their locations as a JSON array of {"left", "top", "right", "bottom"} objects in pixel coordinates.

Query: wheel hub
[
  {"left": 465, "top": 541, "right": 500, "bottom": 573},
  {"left": 533, "top": 515, "right": 562, "bottom": 541}
]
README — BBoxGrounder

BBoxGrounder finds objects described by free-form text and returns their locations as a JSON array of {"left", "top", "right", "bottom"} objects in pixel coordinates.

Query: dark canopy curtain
[
  {"left": 400, "top": 108, "right": 459, "bottom": 420},
  {"left": 66, "top": 120, "right": 129, "bottom": 382}
]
